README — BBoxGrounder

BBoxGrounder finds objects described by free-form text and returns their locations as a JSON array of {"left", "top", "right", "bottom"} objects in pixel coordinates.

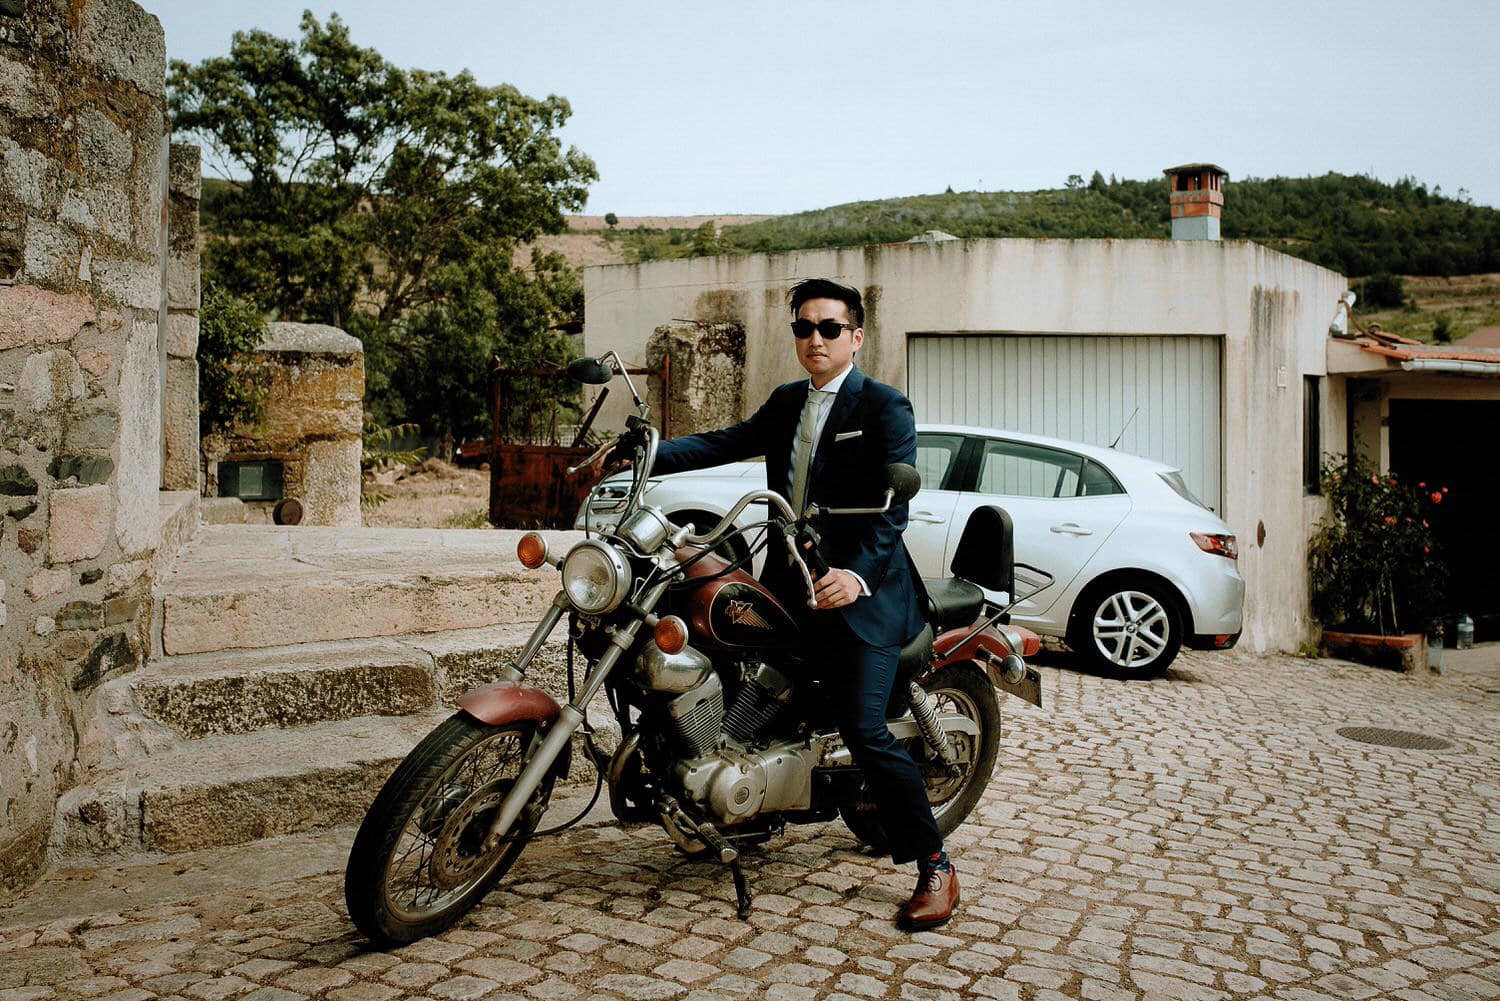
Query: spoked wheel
[
  {"left": 345, "top": 714, "right": 554, "bottom": 946},
  {"left": 839, "top": 664, "right": 1001, "bottom": 852}
]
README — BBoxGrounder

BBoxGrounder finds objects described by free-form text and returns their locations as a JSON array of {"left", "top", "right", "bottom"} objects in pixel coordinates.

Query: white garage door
[{"left": 908, "top": 334, "right": 1223, "bottom": 514}]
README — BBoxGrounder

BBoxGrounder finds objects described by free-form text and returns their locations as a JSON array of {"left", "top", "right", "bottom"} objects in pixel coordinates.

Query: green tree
[
  {"left": 688, "top": 220, "right": 723, "bottom": 257},
  {"left": 198, "top": 283, "right": 270, "bottom": 437},
  {"left": 604, "top": 211, "right": 618, "bottom": 228},
  {"left": 169, "top": 12, "right": 597, "bottom": 440}
]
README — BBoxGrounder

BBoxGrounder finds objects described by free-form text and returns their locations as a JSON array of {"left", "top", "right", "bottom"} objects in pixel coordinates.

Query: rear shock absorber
[{"left": 908, "top": 681, "right": 958, "bottom": 765}]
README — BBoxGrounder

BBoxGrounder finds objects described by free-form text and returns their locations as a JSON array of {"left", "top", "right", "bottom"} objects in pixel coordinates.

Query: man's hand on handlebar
[
  {"left": 578, "top": 440, "right": 632, "bottom": 481},
  {"left": 811, "top": 568, "right": 861, "bottom": 610}
]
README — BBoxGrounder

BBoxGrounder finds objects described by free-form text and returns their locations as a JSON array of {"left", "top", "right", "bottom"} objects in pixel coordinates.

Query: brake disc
[{"left": 428, "top": 781, "right": 513, "bottom": 890}]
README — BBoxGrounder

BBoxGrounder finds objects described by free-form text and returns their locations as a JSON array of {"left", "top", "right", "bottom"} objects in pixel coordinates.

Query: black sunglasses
[{"left": 790, "top": 319, "right": 855, "bottom": 340}]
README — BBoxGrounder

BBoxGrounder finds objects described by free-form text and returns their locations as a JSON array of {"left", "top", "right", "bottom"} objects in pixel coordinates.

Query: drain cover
[{"left": 1336, "top": 726, "right": 1453, "bottom": 750}]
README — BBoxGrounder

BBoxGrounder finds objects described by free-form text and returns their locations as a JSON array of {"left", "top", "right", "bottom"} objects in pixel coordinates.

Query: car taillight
[{"left": 1190, "top": 532, "right": 1237, "bottom": 560}]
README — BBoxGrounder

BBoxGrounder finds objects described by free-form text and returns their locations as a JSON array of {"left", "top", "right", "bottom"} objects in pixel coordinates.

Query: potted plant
[{"left": 1308, "top": 455, "right": 1447, "bottom": 671}]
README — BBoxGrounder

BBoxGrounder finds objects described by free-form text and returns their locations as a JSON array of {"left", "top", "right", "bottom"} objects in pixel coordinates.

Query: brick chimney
[{"left": 1164, "top": 163, "right": 1227, "bottom": 240}]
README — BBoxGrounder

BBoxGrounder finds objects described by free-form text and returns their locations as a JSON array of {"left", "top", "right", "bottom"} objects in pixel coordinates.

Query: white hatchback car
[{"left": 578, "top": 425, "right": 1244, "bottom": 677}]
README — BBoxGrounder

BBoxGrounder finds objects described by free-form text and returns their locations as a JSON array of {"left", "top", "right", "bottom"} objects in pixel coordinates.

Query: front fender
[{"left": 456, "top": 682, "right": 570, "bottom": 778}]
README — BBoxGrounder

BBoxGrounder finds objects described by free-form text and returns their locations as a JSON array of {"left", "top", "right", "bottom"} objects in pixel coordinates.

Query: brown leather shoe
[{"left": 898, "top": 864, "right": 959, "bottom": 930}]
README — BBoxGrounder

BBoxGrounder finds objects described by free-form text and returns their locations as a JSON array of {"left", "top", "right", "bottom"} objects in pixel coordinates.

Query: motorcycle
[{"left": 345, "top": 352, "right": 1049, "bottom": 946}]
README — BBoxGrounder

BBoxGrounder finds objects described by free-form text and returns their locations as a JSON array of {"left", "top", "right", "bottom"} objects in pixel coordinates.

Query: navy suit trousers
[{"left": 810, "top": 617, "right": 944, "bottom": 865}]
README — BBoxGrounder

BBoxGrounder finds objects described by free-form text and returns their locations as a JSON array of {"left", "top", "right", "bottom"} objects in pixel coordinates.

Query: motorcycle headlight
[{"left": 561, "top": 540, "right": 632, "bottom": 614}]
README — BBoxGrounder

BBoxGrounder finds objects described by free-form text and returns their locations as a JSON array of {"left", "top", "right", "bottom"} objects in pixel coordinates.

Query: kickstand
[{"left": 729, "top": 857, "right": 752, "bottom": 919}]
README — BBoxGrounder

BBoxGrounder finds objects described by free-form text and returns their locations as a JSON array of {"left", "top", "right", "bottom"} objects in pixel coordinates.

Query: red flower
[
  {"left": 1418, "top": 481, "right": 1426, "bottom": 488},
  {"left": 1384, "top": 516, "right": 1398, "bottom": 526},
  {"left": 1431, "top": 492, "right": 1443, "bottom": 504},
  {"left": 1424, "top": 546, "right": 1431, "bottom": 555},
  {"left": 1371, "top": 475, "right": 1380, "bottom": 484}
]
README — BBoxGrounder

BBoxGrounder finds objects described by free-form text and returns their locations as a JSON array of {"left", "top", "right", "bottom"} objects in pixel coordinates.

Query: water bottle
[{"left": 1456, "top": 614, "right": 1475, "bottom": 650}]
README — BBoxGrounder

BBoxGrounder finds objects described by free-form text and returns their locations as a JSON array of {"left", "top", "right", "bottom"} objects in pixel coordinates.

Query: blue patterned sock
[{"left": 920, "top": 850, "right": 951, "bottom": 874}]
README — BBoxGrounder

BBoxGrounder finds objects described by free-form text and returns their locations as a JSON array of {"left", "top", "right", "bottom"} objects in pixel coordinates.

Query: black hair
[{"left": 788, "top": 278, "right": 863, "bottom": 328}]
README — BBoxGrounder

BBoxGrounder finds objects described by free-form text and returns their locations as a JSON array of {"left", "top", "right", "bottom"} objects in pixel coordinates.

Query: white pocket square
[{"left": 834, "top": 430, "right": 863, "bottom": 442}]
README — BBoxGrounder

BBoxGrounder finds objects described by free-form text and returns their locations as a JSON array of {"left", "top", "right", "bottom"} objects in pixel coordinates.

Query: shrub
[
  {"left": 1358, "top": 273, "right": 1406, "bottom": 309},
  {"left": 1308, "top": 454, "right": 1446, "bottom": 635}
]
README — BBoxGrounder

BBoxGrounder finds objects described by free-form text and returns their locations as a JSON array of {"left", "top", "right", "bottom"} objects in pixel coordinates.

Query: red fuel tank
[{"left": 670, "top": 547, "right": 798, "bottom": 650}]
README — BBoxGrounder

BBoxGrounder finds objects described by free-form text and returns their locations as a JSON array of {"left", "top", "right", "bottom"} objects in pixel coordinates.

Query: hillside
[{"left": 711, "top": 174, "right": 1500, "bottom": 279}]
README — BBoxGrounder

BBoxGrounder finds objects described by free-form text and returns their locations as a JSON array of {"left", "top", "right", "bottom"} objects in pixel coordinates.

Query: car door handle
[
  {"left": 1050, "top": 523, "right": 1093, "bottom": 536},
  {"left": 910, "top": 511, "right": 945, "bottom": 524}
]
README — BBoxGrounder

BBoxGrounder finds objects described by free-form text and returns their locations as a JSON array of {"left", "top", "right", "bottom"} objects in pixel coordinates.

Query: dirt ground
[{"left": 361, "top": 459, "right": 490, "bottom": 528}]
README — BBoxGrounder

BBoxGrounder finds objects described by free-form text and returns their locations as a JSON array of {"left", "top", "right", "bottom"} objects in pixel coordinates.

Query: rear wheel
[
  {"left": 839, "top": 663, "right": 1001, "bottom": 852},
  {"left": 345, "top": 714, "right": 554, "bottom": 946},
  {"left": 1068, "top": 577, "right": 1183, "bottom": 678}
]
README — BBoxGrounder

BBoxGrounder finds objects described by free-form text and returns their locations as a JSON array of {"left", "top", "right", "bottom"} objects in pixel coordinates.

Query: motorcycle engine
[
  {"left": 722, "top": 660, "right": 793, "bottom": 746},
  {"left": 632, "top": 643, "right": 813, "bottom": 826}
]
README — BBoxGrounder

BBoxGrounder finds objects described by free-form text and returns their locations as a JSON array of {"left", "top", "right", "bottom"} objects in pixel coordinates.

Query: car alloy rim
[{"left": 1092, "top": 590, "right": 1170, "bottom": 668}]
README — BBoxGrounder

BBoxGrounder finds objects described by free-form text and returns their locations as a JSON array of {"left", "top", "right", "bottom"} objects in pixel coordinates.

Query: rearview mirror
[
  {"left": 886, "top": 463, "right": 921, "bottom": 504},
  {"left": 567, "top": 356, "right": 614, "bottom": 385}
]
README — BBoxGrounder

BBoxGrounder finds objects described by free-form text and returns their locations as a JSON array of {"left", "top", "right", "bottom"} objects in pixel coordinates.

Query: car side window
[
  {"left": 977, "top": 440, "right": 1087, "bottom": 498},
  {"left": 914, "top": 433, "right": 965, "bottom": 491},
  {"left": 1080, "top": 459, "right": 1124, "bottom": 496}
]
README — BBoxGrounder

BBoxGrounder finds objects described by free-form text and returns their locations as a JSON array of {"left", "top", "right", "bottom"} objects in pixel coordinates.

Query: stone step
[
  {"left": 157, "top": 525, "right": 577, "bottom": 656},
  {"left": 127, "top": 623, "right": 575, "bottom": 739},
  {"left": 52, "top": 706, "right": 616, "bottom": 865},
  {"left": 130, "top": 638, "right": 439, "bottom": 739}
]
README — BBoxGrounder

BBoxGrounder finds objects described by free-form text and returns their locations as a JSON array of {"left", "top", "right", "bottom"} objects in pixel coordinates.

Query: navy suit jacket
[{"left": 653, "top": 366, "right": 926, "bottom": 648}]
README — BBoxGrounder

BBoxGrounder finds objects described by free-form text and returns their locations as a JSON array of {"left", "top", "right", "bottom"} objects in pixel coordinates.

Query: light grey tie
[{"left": 790, "top": 389, "right": 831, "bottom": 515}]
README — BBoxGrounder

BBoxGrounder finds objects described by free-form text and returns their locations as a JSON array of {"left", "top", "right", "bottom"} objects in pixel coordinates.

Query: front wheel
[
  {"left": 345, "top": 714, "right": 554, "bottom": 946},
  {"left": 839, "top": 663, "right": 1001, "bottom": 852}
]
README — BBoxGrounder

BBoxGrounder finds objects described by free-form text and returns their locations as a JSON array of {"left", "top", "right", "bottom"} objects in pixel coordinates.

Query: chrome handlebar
[{"left": 681, "top": 488, "right": 827, "bottom": 606}]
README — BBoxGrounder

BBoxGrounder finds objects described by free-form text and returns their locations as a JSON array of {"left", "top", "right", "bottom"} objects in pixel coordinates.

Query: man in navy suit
[{"left": 643, "top": 278, "right": 959, "bottom": 929}]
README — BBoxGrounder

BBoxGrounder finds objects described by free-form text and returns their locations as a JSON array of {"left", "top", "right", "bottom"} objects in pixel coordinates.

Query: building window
[
  {"left": 1303, "top": 376, "right": 1321, "bottom": 495},
  {"left": 220, "top": 460, "right": 284, "bottom": 501}
]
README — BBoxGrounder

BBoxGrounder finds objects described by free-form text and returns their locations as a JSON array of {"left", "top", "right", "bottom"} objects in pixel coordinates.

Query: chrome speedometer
[{"left": 561, "top": 540, "right": 631, "bottom": 614}]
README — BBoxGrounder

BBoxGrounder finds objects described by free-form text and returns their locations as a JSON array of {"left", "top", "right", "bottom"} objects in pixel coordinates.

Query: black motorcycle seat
[{"left": 924, "top": 577, "right": 985, "bottom": 631}]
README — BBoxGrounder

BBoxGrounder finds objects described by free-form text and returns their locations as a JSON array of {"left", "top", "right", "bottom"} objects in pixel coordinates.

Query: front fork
[{"left": 481, "top": 581, "right": 671, "bottom": 850}]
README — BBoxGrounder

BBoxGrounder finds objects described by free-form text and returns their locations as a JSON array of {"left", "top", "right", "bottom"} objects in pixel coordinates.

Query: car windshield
[{"left": 1158, "top": 470, "right": 1208, "bottom": 510}]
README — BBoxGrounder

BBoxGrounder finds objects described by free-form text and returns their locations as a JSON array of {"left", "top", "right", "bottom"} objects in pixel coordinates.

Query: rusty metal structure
[{"left": 488, "top": 357, "right": 670, "bottom": 528}]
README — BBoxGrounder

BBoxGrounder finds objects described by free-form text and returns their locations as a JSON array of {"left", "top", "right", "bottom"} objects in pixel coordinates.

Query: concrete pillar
[{"left": 162, "top": 143, "right": 201, "bottom": 491}]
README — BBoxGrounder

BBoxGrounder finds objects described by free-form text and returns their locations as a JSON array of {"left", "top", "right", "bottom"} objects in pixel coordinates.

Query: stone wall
[
  {"left": 202, "top": 322, "right": 364, "bottom": 526},
  {"left": 0, "top": 0, "right": 169, "bottom": 898}
]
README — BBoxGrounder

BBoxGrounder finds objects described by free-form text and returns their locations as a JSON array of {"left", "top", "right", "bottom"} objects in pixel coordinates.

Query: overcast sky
[{"left": 146, "top": 1, "right": 1500, "bottom": 214}]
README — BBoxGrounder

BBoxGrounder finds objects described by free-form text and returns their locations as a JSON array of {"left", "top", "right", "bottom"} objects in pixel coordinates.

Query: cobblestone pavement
[{"left": 2, "top": 648, "right": 1497, "bottom": 1001}]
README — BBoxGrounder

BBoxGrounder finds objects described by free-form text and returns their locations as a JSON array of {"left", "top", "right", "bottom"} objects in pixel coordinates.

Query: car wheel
[
  {"left": 673, "top": 510, "right": 751, "bottom": 567},
  {"left": 1068, "top": 578, "right": 1183, "bottom": 678}
]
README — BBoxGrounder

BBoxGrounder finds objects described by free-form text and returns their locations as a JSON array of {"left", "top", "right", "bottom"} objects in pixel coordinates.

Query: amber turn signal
[
  {"left": 516, "top": 532, "right": 549, "bottom": 569},
  {"left": 654, "top": 615, "right": 689, "bottom": 655}
]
